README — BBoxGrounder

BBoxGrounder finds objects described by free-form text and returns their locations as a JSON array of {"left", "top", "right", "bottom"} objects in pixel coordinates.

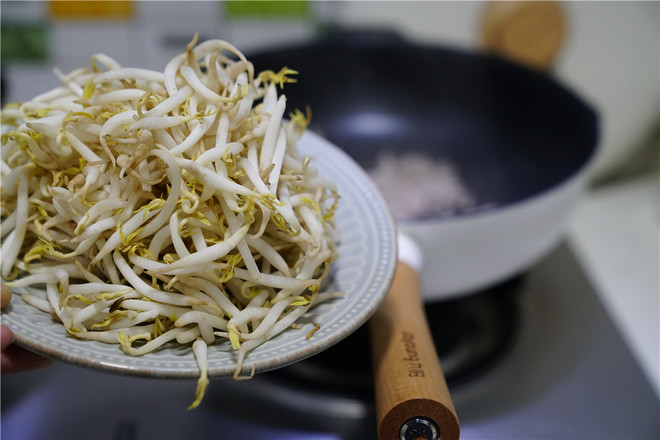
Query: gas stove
[{"left": 2, "top": 238, "right": 658, "bottom": 439}]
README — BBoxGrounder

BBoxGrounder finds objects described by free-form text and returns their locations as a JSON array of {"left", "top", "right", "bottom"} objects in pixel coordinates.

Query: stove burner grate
[{"left": 266, "top": 275, "right": 524, "bottom": 401}]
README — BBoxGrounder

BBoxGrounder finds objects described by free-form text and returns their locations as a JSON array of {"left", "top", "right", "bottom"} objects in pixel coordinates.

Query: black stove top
[
  {"left": 2, "top": 242, "right": 659, "bottom": 439},
  {"left": 268, "top": 273, "right": 523, "bottom": 401}
]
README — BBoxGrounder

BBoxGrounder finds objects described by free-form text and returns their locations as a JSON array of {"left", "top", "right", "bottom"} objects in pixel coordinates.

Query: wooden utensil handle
[
  {"left": 480, "top": 0, "right": 565, "bottom": 70},
  {"left": 370, "top": 262, "right": 460, "bottom": 440}
]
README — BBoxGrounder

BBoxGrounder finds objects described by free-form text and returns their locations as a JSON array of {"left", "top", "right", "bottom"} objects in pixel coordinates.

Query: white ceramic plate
[{"left": 1, "top": 131, "right": 397, "bottom": 379}]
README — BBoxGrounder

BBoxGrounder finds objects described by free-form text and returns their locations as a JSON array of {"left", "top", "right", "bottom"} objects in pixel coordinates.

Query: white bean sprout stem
[{"left": 0, "top": 34, "right": 341, "bottom": 410}]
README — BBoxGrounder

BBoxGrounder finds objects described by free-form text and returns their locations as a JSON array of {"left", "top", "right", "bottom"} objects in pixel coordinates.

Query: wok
[{"left": 249, "top": 30, "right": 598, "bottom": 301}]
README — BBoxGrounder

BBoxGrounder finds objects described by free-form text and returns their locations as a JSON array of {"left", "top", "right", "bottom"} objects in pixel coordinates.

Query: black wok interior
[{"left": 248, "top": 32, "right": 598, "bottom": 213}]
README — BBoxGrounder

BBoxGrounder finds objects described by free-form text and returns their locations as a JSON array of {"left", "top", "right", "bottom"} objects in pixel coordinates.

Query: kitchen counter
[{"left": 568, "top": 169, "right": 659, "bottom": 397}]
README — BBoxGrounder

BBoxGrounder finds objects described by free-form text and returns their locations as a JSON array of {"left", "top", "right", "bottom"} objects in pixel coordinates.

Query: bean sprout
[{"left": 0, "top": 35, "right": 341, "bottom": 409}]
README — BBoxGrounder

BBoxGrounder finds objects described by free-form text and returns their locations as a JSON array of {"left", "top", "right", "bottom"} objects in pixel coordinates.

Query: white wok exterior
[{"left": 402, "top": 168, "right": 591, "bottom": 301}]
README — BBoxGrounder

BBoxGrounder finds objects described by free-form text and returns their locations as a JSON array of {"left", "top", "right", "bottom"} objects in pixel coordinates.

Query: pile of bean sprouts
[{"left": 0, "top": 35, "right": 342, "bottom": 409}]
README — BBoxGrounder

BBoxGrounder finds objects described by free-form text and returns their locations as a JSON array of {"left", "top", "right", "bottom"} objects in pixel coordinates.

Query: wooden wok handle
[
  {"left": 480, "top": 0, "right": 565, "bottom": 70},
  {"left": 369, "top": 262, "right": 460, "bottom": 440}
]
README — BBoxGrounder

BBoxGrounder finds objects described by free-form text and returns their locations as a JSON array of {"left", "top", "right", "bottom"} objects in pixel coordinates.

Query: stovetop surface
[{"left": 2, "top": 242, "right": 659, "bottom": 440}]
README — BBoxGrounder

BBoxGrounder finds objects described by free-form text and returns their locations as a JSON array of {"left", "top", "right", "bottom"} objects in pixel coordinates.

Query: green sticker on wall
[
  {"left": 1, "top": 21, "right": 49, "bottom": 62},
  {"left": 225, "top": 1, "right": 309, "bottom": 19}
]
